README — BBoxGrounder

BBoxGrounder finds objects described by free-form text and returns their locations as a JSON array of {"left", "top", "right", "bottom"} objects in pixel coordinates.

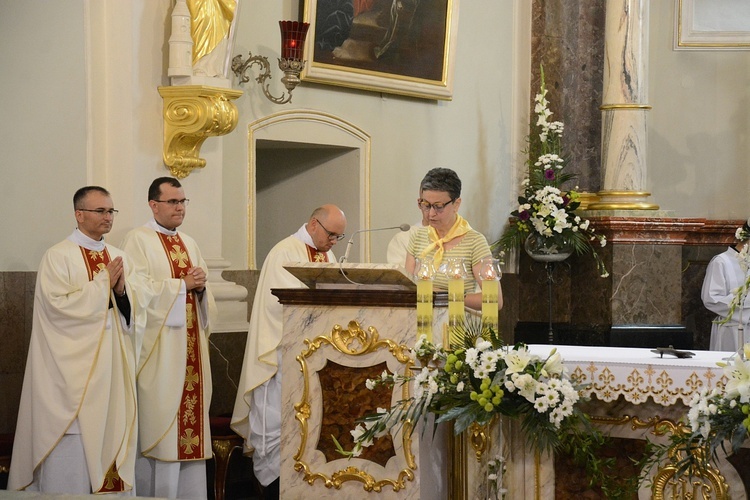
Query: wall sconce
[{"left": 231, "top": 21, "right": 310, "bottom": 105}]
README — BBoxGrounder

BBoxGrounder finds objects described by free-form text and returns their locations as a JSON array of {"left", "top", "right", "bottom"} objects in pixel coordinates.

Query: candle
[
  {"left": 479, "top": 257, "right": 501, "bottom": 334},
  {"left": 482, "top": 279, "right": 499, "bottom": 332},
  {"left": 448, "top": 277, "right": 465, "bottom": 346},
  {"left": 445, "top": 258, "right": 467, "bottom": 347},
  {"left": 416, "top": 279, "right": 433, "bottom": 342},
  {"left": 279, "top": 21, "right": 310, "bottom": 60},
  {"left": 414, "top": 258, "right": 436, "bottom": 343}
]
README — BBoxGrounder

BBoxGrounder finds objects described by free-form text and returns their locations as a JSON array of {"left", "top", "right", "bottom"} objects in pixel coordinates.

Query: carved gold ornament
[
  {"left": 294, "top": 320, "right": 416, "bottom": 492},
  {"left": 157, "top": 85, "right": 242, "bottom": 179}
]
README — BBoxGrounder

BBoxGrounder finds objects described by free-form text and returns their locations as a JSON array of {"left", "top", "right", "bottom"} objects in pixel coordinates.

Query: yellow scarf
[{"left": 419, "top": 215, "right": 472, "bottom": 266}]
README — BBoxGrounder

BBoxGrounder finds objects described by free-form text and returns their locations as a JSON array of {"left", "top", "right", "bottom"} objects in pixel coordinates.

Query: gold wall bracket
[{"left": 157, "top": 85, "right": 243, "bottom": 179}]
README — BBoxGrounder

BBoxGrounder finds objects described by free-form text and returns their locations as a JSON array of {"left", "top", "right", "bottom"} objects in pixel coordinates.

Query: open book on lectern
[{"left": 282, "top": 262, "right": 416, "bottom": 290}]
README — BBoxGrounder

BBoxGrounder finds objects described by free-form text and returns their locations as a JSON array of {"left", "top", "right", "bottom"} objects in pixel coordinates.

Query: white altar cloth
[{"left": 527, "top": 344, "right": 733, "bottom": 407}]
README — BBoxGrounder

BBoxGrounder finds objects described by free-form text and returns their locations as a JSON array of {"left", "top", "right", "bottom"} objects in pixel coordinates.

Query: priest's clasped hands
[
  {"left": 183, "top": 266, "right": 207, "bottom": 293},
  {"left": 107, "top": 256, "right": 126, "bottom": 296}
]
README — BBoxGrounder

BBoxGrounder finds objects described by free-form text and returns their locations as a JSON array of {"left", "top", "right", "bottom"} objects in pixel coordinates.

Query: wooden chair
[
  {"left": 0, "top": 433, "right": 13, "bottom": 489},
  {"left": 209, "top": 416, "right": 244, "bottom": 500}
]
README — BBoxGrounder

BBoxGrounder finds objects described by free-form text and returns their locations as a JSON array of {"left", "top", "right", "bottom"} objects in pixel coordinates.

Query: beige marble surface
[{"left": 279, "top": 300, "right": 450, "bottom": 498}]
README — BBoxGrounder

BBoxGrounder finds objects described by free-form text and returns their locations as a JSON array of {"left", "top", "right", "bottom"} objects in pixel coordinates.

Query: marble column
[{"left": 589, "top": 0, "right": 658, "bottom": 210}]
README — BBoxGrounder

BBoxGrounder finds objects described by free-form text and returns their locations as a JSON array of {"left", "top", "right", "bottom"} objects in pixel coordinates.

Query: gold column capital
[{"left": 157, "top": 85, "right": 243, "bottom": 179}]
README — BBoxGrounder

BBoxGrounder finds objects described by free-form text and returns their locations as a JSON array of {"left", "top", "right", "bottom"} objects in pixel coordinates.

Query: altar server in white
[
  {"left": 702, "top": 218, "right": 750, "bottom": 351},
  {"left": 8, "top": 186, "right": 139, "bottom": 494},
  {"left": 232, "top": 205, "right": 346, "bottom": 499},
  {"left": 121, "top": 177, "right": 215, "bottom": 499}
]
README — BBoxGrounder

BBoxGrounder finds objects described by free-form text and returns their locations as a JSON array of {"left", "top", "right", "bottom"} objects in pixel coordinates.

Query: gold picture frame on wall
[
  {"left": 675, "top": 0, "right": 750, "bottom": 50},
  {"left": 302, "top": 0, "right": 459, "bottom": 100}
]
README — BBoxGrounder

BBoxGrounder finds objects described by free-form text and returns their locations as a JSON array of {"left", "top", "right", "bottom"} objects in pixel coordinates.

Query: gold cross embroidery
[
  {"left": 179, "top": 428, "right": 200, "bottom": 454},
  {"left": 87, "top": 249, "right": 104, "bottom": 261},
  {"left": 185, "top": 365, "right": 199, "bottom": 391},
  {"left": 186, "top": 303, "right": 195, "bottom": 330},
  {"left": 313, "top": 253, "right": 326, "bottom": 262},
  {"left": 169, "top": 245, "right": 189, "bottom": 268},
  {"left": 103, "top": 466, "right": 120, "bottom": 490}
]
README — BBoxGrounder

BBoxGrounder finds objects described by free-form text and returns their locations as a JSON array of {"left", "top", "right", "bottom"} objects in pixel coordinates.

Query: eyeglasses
[
  {"left": 314, "top": 218, "right": 345, "bottom": 241},
  {"left": 77, "top": 208, "right": 119, "bottom": 217},
  {"left": 418, "top": 199, "right": 455, "bottom": 213},
  {"left": 153, "top": 198, "right": 190, "bottom": 206}
]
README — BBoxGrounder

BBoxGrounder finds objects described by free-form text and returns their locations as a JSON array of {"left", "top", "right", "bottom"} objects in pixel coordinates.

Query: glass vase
[{"left": 524, "top": 233, "right": 574, "bottom": 263}]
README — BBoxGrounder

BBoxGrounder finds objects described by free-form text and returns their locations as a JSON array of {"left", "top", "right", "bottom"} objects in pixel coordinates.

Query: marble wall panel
[
  {"left": 531, "top": 0, "right": 606, "bottom": 192},
  {"left": 611, "top": 244, "right": 682, "bottom": 325}
]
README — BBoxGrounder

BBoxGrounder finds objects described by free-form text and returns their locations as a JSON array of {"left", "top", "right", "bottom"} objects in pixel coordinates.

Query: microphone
[{"left": 339, "top": 224, "right": 410, "bottom": 264}]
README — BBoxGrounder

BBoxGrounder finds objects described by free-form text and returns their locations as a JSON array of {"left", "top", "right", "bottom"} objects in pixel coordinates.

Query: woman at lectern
[{"left": 404, "top": 167, "right": 502, "bottom": 311}]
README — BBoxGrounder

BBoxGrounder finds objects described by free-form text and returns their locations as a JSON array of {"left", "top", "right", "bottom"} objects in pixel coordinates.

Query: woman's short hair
[{"left": 419, "top": 167, "right": 462, "bottom": 200}]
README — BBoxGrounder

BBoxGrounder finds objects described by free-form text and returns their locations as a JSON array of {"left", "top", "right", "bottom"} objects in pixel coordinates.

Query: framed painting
[
  {"left": 675, "top": 0, "right": 750, "bottom": 50},
  {"left": 302, "top": 0, "right": 460, "bottom": 100}
]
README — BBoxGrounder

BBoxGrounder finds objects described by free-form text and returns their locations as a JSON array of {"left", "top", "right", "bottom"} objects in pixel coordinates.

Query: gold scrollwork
[
  {"left": 589, "top": 414, "right": 729, "bottom": 499},
  {"left": 468, "top": 421, "right": 489, "bottom": 462},
  {"left": 294, "top": 319, "right": 416, "bottom": 491},
  {"left": 157, "top": 85, "right": 242, "bottom": 179},
  {"left": 650, "top": 424, "right": 729, "bottom": 500}
]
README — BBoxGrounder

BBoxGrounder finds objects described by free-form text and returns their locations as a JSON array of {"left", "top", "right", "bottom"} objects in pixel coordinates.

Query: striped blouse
[{"left": 407, "top": 227, "right": 492, "bottom": 293}]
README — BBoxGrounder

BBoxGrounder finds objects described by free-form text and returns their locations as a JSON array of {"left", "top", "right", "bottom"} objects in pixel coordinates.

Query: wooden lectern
[{"left": 275, "top": 263, "right": 452, "bottom": 499}]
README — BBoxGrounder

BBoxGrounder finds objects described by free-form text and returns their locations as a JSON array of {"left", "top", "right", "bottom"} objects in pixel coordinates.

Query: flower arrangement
[
  {"left": 334, "top": 319, "right": 636, "bottom": 496},
  {"left": 341, "top": 334, "right": 581, "bottom": 456},
  {"left": 497, "top": 67, "right": 608, "bottom": 277},
  {"left": 650, "top": 344, "right": 750, "bottom": 477},
  {"left": 644, "top": 242, "right": 750, "bottom": 480}
]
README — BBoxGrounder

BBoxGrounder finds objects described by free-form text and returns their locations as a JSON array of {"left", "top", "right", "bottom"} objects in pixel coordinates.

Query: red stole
[
  {"left": 78, "top": 246, "right": 126, "bottom": 493},
  {"left": 155, "top": 232, "right": 205, "bottom": 460},
  {"left": 306, "top": 244, "right": 329, "bottom": 262}
]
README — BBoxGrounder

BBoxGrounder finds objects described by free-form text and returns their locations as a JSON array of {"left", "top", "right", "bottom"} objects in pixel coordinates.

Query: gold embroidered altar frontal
[
  {"left": 518, "top": 345, "right": 739, "bottom": 499},
  {"left": 528, "top": 344, "right": 729, "bottom": 406}
]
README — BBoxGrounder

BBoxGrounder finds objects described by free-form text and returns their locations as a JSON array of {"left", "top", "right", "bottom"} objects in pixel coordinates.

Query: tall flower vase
[{"left": 524, "top": 234, "right": 573, "bottom": 343}]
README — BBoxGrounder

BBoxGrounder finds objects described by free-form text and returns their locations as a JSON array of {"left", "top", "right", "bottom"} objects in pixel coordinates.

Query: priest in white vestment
[
  {"left": 8, "top": 186, "right": 140, "bottom": 495},
  {"left": 121, "top": 177, "right": 215, "bottom": 499},
  {"left": 231, "top": 205, "right": 347, "bottom": 498},
  {"left": 702, "top": 218, "right": 750, "bottom": 351}
]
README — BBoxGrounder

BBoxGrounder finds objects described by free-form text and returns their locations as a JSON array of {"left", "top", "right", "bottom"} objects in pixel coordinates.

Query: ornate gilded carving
[
  {"left": 294, "top": 319, "right": 416, "bottom": 491},
  {"left": 157, "top": 85, "right": 242, "bottom": 178},
  {"left": 468, "top": 421, "right": 489, "bottom": 462},
  {"left": 650, "top": 424, "right": 729, "bottom": 500},
  {"left": 587, "top": 414, "right": 729, "bottom": 499}
]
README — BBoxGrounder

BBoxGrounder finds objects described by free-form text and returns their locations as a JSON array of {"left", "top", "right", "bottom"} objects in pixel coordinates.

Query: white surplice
[{"left": 702, "top": 246, "right": 750, "bottom": 351}]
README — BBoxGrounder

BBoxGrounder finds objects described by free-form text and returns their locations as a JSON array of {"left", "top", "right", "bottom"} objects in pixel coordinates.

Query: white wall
[
  {"left": 3, "top": 1, "right": 749, "bottom": 273},
  {"left": 648, "top": 1, "right": 750, "bottom": 218},
  {"left": 221, "top": 0, "right": 518, "bottom": 267},
  {"left": 0, "top": 0, "right": 88, "bottom": 270}
]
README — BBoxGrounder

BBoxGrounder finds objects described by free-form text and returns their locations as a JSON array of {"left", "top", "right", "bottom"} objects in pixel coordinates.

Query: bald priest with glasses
[{"left": 232, "top": 204, "right": 347, "bottom": 499}]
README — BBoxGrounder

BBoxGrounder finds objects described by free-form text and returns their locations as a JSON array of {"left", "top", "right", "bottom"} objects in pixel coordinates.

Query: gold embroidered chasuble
[
  {"left": 121, "top": 225, "right": 214, "bottom": 462},
  {"left": 7, "top": 238, "right": 138, "bottom": 493}
]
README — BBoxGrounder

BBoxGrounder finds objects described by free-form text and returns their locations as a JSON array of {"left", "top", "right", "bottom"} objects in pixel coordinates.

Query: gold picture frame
[
  {"left": 675, "top": 0, "right": 750, "bottom": 50},
  {"left": 302, "top": 0, "right": 460, "bottom": 100}
]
